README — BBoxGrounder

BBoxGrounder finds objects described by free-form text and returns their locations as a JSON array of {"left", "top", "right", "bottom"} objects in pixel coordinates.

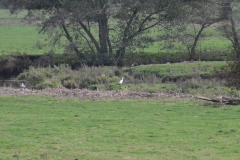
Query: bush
[
  {"left": 18, "top": 67, "right": 46, "bottom": 85},
  {"left": 63, "top": 79, "right": 78, "bottom": 89},
  {"left": 89, "top": 85, "right": 99, "bottom": 90},
  {"left": 0, "top": 53, "right": 32, "bottom": 76},
  {"left": 36, "top": 81, "right": 57, "bottom": 90},
  {"left": 223, "top": 61, "right": 240, "bottom": 89},
  {"left": 17, "top": 65, "right": 125, "bottom": 90},
  {"left": 108, "top": 83, "right": 122, "bottom": 90}
]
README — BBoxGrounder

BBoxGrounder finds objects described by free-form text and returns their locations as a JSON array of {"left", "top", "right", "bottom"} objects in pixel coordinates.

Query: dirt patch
[{"left": 0, "top": 88, "right": 194, "bottom": 99}]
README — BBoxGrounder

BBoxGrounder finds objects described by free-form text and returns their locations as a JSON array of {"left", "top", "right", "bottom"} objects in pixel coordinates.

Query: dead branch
[{"left": 197, "top": 96, "right": 240, "bottom": 105}]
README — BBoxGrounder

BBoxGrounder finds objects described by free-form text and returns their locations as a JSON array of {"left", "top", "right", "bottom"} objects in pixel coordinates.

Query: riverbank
[{"left": 0, "top": 88, "right": 194, "bottom": 99}]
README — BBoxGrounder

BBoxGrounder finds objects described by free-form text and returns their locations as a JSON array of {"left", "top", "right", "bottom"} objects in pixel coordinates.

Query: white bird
[
  {"left": 21, "top": 83, "right": 26, "bottom": 89},
  {"left": 119, "top": 77, "right": 124, "bottom": 84}
]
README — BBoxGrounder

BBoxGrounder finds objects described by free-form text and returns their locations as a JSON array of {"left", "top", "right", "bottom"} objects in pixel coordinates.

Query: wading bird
[
  {"left": 119, "top": 77, "right": 124, "bottom": 84},
  {"left": 21, "top": 83, "right": 26, "bottom": 89}
]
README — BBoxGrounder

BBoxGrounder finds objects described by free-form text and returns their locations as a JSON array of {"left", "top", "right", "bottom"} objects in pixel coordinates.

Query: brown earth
[{"left": 0, "top": 88, "right": 194, "bottom": 99}]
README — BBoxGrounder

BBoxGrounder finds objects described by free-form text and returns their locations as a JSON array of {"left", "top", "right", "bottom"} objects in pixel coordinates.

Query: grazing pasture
[{"left": 0, "top": 95, "right": 240, "bottom": 159}]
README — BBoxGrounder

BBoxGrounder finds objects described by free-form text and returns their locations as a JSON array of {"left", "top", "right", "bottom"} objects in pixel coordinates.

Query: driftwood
[{"left": 197, "top": 96, "right": 240, "bottom": 105}]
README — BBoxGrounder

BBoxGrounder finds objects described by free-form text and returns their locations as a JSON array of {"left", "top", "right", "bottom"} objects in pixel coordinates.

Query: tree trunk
[
  {"left": 61, "top": 24, "right": 86, "bottom": 60},
  {"left": 197, "top": 96, "right": 240, "bottom": 105},
  {"left": 115, "top": 9, "right": 138, "bottom": 67},
  {"left": 116, "top": 48, "right": 125, "bottom": 67},
  {"left": 227, "top": 0, "right": 240, "bottom": 58},
  {"left": 98, "top": 13, "right": 111, "bottom": 65},
  {"left": 190, "top": 24, "right": 205, "bottom": 61}
]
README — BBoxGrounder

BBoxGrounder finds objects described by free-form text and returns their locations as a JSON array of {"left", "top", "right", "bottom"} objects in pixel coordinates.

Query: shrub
[
  {"left": 63, "top": 79, "right": 78, "bottom": 89},
  {"left": 18, "top": 67, "right": 46, "bottom": 85},
  {"left": 223, "top": 61, "right": 240, "bottom": 89},
  {"left": 114, "top": 69, "right": 122, "bottom": 77},
  {"left": 36, "top": 81, "right": 57, "bottom": 90},
  {"left": 108, "top": 83, "right": 122, "bottom": 90},
  {"left": 89, "top": 85, "right": 99, "bottom": 90},
  {"left": 0, "top": 53, "right": 32, "bottom": 76}
]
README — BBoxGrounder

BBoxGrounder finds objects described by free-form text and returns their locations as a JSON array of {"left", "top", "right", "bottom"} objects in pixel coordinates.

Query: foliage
[
  {"left": 0, "top": 24, "right": 231, "bottom": 65},
  {"left": 217, "top": 0, "right": 240, "bottom": 58},
  {"left": 17, "top": 65, "right": 123, "bottom": 89},
  {"left": 15, "top": 61, "right": 231, "bottom": 97},
  {"left": 2, "top": 0, "right": 192, "bottom": 66},
  {"left": 0, "top": 52, "right": 32, "bottom": 75},
  {"left": 215, "top": 60, "right": 240, "bottom": 90},
  {"left": 179, "top": 1, "right": 226, "bottom": 60},
  {"left": 0, "top": 8, "right": 232, "bottom": 67}
]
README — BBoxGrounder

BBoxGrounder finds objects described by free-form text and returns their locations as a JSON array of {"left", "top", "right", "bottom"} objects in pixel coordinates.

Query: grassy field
[
  {"left": 0, "top": 9, "right": 63, "bottom": 55},
  {"left": 0, "top": 26, "right": 50, "bottom": 55},
  {"left": 0, "top": 95, "right": 240, "bottom": 159}
]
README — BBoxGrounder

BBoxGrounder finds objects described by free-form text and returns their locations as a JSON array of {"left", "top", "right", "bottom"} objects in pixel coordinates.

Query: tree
[
  {"left": 3, "top": 0, "right": 189, "bottom": 66},
  {"left": 215, "top": 0, "right": 240, "bottom": 89},
  {"left": 203, "top": 0, "right": 240, "bottom": 89},
  {"left": 180, "top": 1, "right": 225, "bottom": 60},
  {"left": 219, "top": 0, "right": 240, "bottom": 58}
]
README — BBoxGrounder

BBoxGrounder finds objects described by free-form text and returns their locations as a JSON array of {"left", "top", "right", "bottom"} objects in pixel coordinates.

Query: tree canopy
[
  {"left": 3, "top": 0, "right": 192, "bottom": 66},
  {"left": 2, "top": 0, "right": 240, "bottom": 65}
]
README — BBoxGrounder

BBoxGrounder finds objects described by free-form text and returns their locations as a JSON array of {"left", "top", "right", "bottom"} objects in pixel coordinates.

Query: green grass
[
  {"left": 0, "top": 26, "right": 48, "bottom": 55},
  {"left": 0, "top": 95, "right": 240, "bottom": 159},
  {"left": 144, "top": 26, "right": 231, "bottom": 55},
  {"left": 126, "top": 61, "right": 226, "bottom": 78},
  {"left": 200, "top": 37, "right": 231, "bottom": 51},
  {"left": 0, "top": 26, "right": 65, "bottom": 55}
]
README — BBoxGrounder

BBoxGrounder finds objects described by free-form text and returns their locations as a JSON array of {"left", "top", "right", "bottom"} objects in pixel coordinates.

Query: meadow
[{"left": 0, "top": 95, "right": 240, "bottom": 160}]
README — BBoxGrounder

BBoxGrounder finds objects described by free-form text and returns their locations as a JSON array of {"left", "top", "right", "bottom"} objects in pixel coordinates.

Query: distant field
[
  {"left": 0, "top": 25, "right": 231, "bottom": 56},
  {"left": 0, "top": 26, "right": 49, "bottom": 55},
  {"left": 0, "top": 9, "right": 64, "bottom": 55},
  {"left": 144, "top": 27, "right": 231, "bottom": 54},
  {"left": 0, "top": 9, "right": 232, "bottom": 56},
  {"left": 0, "top": 95, "right": 240, "bottom": 159}
]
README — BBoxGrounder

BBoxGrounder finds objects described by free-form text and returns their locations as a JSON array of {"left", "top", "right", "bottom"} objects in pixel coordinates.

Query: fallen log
[{"left": 197, "top": 96, "right": 240, "bottom": 105}]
